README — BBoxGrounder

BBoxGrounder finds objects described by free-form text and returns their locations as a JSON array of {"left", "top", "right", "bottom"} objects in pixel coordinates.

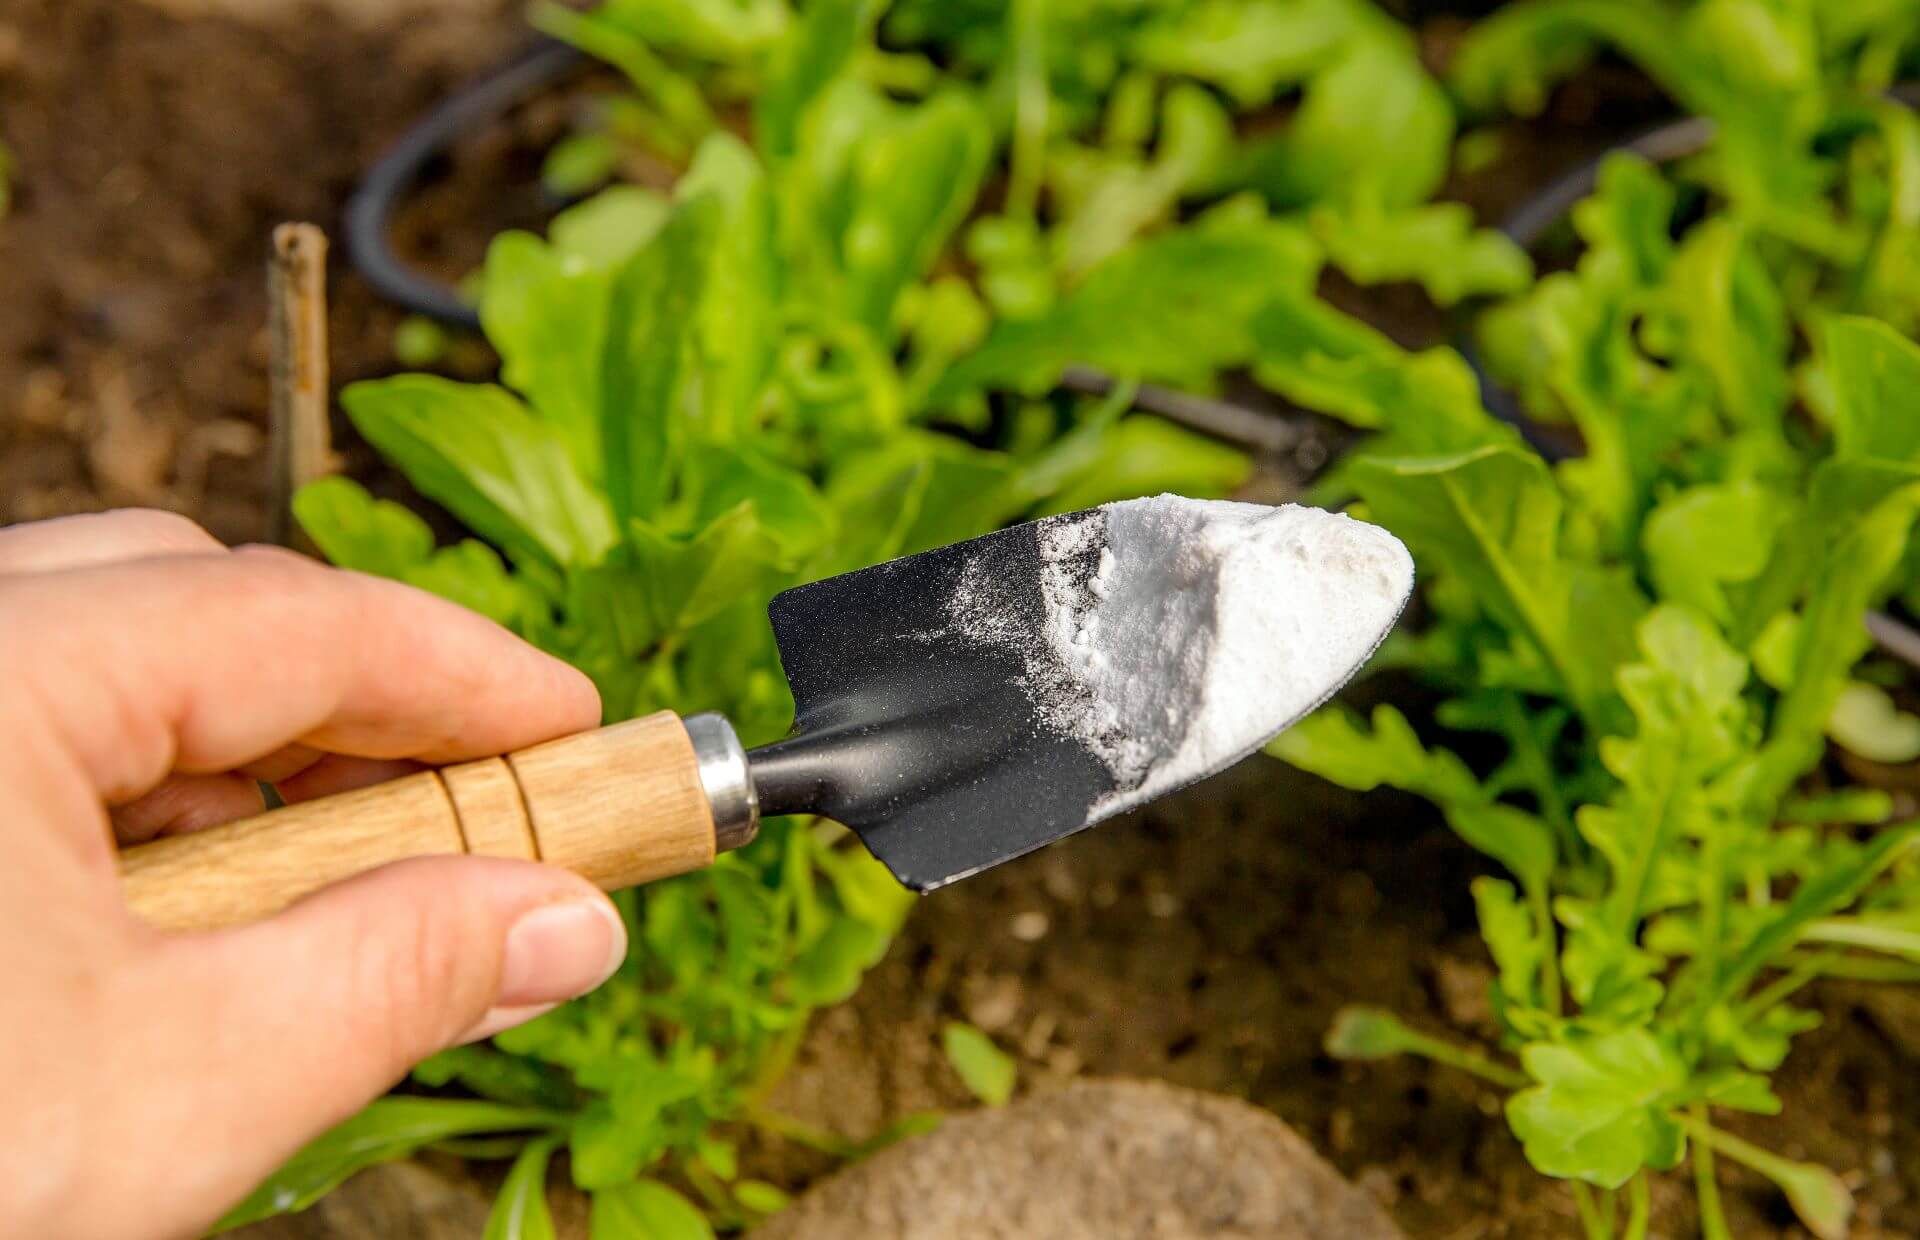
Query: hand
[{"left": 0, "top": 510, "right": 627, "bottom": 1240}]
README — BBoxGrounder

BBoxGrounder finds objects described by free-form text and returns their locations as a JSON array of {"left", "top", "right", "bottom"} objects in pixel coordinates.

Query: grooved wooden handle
[{"left": 118, "top": 712, "right": 718, "bottom": 933}]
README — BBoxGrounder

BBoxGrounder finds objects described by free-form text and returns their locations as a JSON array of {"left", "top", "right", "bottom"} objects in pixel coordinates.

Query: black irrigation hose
[
  {"left": 346, "top": 37, "right": 586, "bottom": 332},
  {"left": 341, "top": 38, "right": 1316, "bottom": 459}
]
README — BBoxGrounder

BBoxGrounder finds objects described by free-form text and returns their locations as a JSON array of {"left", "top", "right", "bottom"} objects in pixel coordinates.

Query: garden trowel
[{"left": 119, "top": 499, "right": 1412, "bottom": 932}]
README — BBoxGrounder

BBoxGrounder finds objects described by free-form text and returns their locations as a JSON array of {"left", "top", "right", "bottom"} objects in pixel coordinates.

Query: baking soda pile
[{"left": 948, "top": 495, "right": 1414, "bottom": 821}]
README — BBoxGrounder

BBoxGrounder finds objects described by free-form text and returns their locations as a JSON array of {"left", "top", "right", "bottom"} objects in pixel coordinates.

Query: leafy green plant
[
  {"left": 226, "top": 5, "right": 1248, "bottom": 1232},
  {"left": 546, "top": 0, "right": 1532, "bottom": 324},
  {"left": 1267, "top": 133, "right": 1920, "bottom": 1236}
]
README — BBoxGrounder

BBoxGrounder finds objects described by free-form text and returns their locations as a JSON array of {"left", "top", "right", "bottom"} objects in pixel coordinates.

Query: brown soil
[{"left": 7, "top": 5, "right": 1913, "bottom": 1239}]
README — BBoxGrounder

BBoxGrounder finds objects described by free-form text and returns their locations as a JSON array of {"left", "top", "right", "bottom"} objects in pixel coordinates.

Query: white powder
[{"left": 947, "top": 495, "right": 1414, "bottom": 822}]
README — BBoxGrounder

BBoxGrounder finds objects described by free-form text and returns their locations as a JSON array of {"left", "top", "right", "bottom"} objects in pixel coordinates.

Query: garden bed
[{"left": 5, "top": 2, "right": 1918, "bottom": 1237}]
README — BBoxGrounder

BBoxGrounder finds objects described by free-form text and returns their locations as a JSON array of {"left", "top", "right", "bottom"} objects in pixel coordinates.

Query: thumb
[{"left": 131, "top": 857, "right": 624, "bottom": 1216}]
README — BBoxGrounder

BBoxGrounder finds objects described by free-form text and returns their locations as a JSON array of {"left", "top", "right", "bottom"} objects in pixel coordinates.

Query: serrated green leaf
[{"left": 1507, "top": 1029, "right": 1688, "bottom": 1188}]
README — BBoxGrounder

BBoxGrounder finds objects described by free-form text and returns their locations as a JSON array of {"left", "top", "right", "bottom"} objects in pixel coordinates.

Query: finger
[
  {"left": 125, "top": 857, "right": 625, "bottom": 1234},
  {"left": 0, "top": 547, "right": 602, "bottom": 808},
  {"left": 238, "top": 743, "right": 325, "bottom": 785},
  {"left": 109, "top": 774, "right": 266, "bottom": 844},
  {"left": 0, "top": 508, "right": 222, "bottom": 575},
  {"left": 276, "top": 755, "right": 423, "bottom": 804}
]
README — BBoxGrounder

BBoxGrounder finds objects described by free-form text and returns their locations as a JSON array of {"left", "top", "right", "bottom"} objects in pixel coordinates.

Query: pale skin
[{"left": 0, "top": 509, "right": 630, "bottom": 1239}]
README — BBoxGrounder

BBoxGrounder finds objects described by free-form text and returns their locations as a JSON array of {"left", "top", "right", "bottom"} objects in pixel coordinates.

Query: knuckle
[{"left": 106, "top": 508, "right": 220, "bottom": 555}]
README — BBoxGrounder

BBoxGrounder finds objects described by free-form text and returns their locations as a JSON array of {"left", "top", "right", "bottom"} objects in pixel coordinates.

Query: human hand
[{"left": 0, "top": 510, "right": 627, "bottom": 1239}]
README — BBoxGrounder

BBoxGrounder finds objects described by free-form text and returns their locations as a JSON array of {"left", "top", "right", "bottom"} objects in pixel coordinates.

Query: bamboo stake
[{"left": 266, "top": 223, "right": 336, "bottom": 548}]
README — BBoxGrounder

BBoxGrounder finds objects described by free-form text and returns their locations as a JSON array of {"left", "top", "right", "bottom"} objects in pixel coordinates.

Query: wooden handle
[{"left": 119, "top": 712, "right": 718, "bottom": 933}]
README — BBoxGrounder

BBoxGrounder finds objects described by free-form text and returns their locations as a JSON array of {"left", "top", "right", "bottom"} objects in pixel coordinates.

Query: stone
[{"left": 756, "top": 1078, "right": 1405, "bottom": 1240}]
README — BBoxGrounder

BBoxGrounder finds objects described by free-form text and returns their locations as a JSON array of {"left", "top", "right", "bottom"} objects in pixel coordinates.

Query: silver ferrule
[{"left": 685, "top": 713, "right": 759, "bottom": 852}]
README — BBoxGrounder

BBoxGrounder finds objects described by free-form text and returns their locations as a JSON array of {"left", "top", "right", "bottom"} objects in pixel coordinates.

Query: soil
[{"left": 7, "top": 4, "right": 1914, "bottom": 1239}]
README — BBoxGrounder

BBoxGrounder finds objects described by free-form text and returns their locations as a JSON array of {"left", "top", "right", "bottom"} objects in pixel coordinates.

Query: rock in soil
[{"left": 756, "top": 1078, "right": 1404, "bottom": 1240}]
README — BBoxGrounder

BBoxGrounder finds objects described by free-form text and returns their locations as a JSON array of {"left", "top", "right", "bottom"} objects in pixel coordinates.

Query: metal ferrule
[{"left": 685, "top": 713, "right": 759, "bottom": 853}]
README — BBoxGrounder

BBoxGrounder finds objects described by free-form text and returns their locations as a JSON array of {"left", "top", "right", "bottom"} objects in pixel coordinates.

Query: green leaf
[
  {"left": 393, "top": 315, "right": 450, "bottom": 369},
  {"left": 1048, "top": 84, "right": 1235, "bottom": 280},
  {"left": 942, "top": 1022, "right": 1017, "bottom": 1106},
  {"left": 601, "top": 196, "right": 722, "bottom": 524},
  {"left": 550, "top": 187, "right": 673, "bottom": 270},
  {"left": 1476, "top": 877, "right": 1549, "bottom": 1015},
  {"left": 341, "top": 376, "right": 616, "bottom": 572},
  {"left": 590, "top": 1179, "right": 715, "bottom": 1240},
  {"left": 1271, "top": 704, "right": 1555, "bottom": 888},
  {"left": 542, "top": 132, "right": 621, "bottom": 197},
  {"left": 1641, "top": 481, "right": 1784, "bottom": 625},
  {"left": 403, "top": 541, "right": 549, "bottom": 633},
  {"left": 1039, "top": 418, "right": 1249, "bottom": 515},
  {"left": 1581, "top": 606, "right": 1750, "bottom": 935},
  {"left": 756, "top": 0, "right": 878, "bottom": 161},
  {"left": 936, "top": 218, "right": 1318, "bottom": 399},
  {"left": 842, "top": 92, "right": 992, "bottom": 336},
  {"left": 733, "top": 1180, "right": 791, "bottom": 1215},
  {"left": 1506, "top": 1029, "right": 1689, "bottom": 1188},
  {"left": 485, "top": 1137, "right": 559, "bottom": 1240},
  {"left": 1228, "top": 31, "right": 1451, "bottom": 209},
  {"left": 215, "top": 1099, "right": 564, "bottom": 1230},
  {"left": 1311, "top": 201, "right": 1533, "bottom": 306},
  {"left": 627, "top": 502, "right": 792, "bottom": 636},
  {"left": 1251, "top": 298, "right": 1509, "bottom": 455},
  {"left": 1710, "top": 825, "right": 1920, "bottom": 1007},
  {"left": 1828, "top": 683, "right": 1920, "bottom": 763},
  {"left": 480, "top": 225, "right": 606, "bottom": 477},
  {"left": 678, "top": 135, "right": 780, "bottom": 438},
  {"left": 1348, "top": 446, "right": 1644, "bottom": 726},
  {"left": 790, "top": 916, "right": 889, "bottom": 1006},
  {"left": 292, "top": 476, "right": 433, "bottom": 579},
  {"left": 1324, "top": 1006, "right": 1422, "bottom": 1060}
]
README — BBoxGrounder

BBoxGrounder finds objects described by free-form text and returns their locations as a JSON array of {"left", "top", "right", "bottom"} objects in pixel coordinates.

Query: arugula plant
[
  {"left": 222, "top": 5, "right": 1248, "bottom": 1233},
  {"left": 544, "top": 0, "right": 1533, "bottom": 327},
  {"left": 1266, "top": 135, "right": 1920, "bottom": 1237},
  {"left": 1455, "top": 0, "right": 1920, "bottom": 332}
]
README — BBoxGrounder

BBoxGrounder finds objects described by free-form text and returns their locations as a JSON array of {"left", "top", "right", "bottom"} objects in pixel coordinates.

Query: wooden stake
[{"left": 266, "top": 222, "right": 335, "bottom": 548}]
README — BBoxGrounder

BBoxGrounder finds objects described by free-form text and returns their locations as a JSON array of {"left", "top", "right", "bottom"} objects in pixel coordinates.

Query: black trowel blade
[{"left": 756, "top": 518, "right": 1114, "bottom": 891}]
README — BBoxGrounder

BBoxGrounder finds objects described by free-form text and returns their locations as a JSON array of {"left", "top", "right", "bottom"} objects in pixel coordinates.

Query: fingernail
[{"left": 496, "top": 899, "right": 626, "bottom": 1008}]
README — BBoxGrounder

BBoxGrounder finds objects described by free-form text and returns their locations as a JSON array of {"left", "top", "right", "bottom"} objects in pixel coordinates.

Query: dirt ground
[{"left": 5, "top": 2, "right": 1913, "bottom": 1238}]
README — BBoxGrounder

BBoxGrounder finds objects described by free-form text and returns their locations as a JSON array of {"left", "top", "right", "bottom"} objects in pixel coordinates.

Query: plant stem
[
  {"left": 1785, "top": 951, "right": 1920, "bottom": 982},
  {"left": 1394, "top": 1026, "right": 1528, "bottom": 1090},
  {"left": 1572, "top": 1183, "right": 1610, "bottom": 1240},
  {"left": 1528, "top": 880, "right": 1564, "bottom": 1015},
  {"left": 1803, "top": 916, "right": 1920, "bottom": 958},
  {"left": 1623, "top": 1174, "right": 1649, "bottom": 1240},
  {"left": 1690, "top": 1103, "right": 1733, "bottom": 1240},
  {"left": 1739, "top": 951, "right": 1838, "bottom": 1022},
  {"left": 1678, "top": 1116, "right": 1794, "bottom": 1182},
  {"left": 745, "top": 1106, "right": 857, "bottom": 1158}
]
